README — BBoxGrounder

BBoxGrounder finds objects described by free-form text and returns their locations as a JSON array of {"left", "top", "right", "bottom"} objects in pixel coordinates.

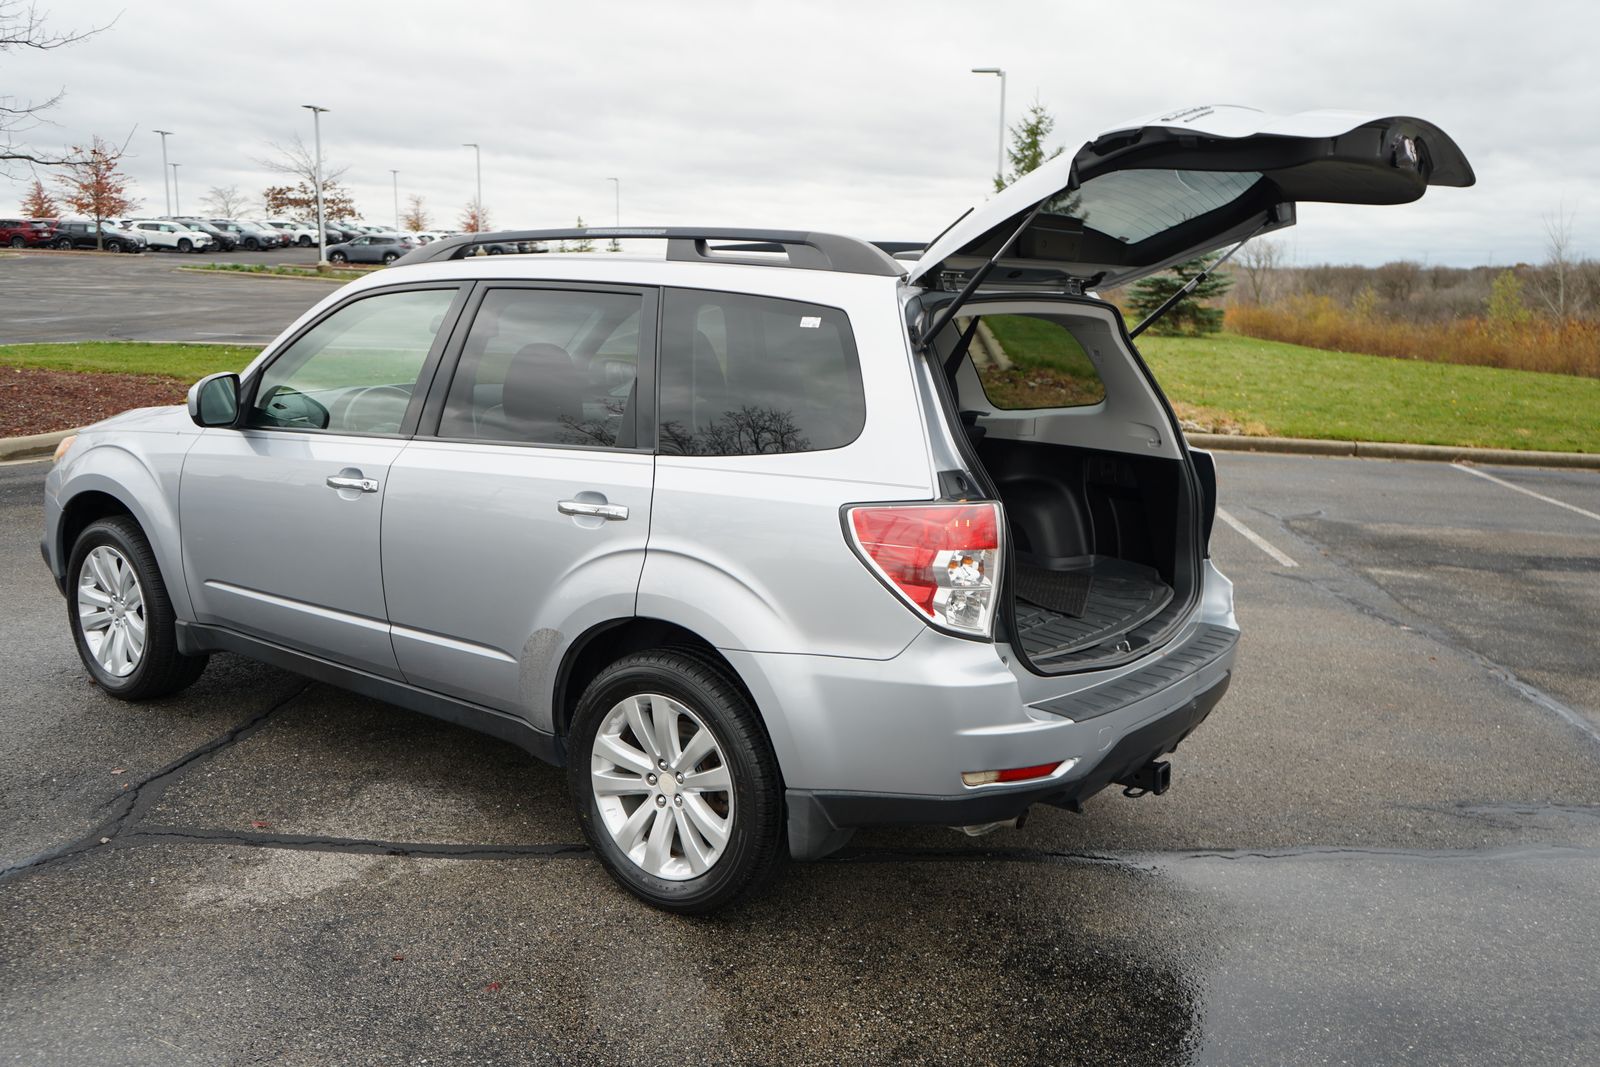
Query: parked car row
[{"left": 1, "top": 215, "right": 436, "bottom": 255}]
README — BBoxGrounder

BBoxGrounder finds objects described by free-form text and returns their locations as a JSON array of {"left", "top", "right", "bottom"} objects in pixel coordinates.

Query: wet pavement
[{"left": 2, "top": 451, "right": 1598, "bottom": 1065}]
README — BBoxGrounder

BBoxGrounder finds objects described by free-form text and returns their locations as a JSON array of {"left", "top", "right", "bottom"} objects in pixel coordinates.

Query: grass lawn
[
  {"left": 0, "top": 342, "right": 256, "bottom": 381},
  {"left": 4, "top": 333, "right": 1597, "bottom": 453},
  {"left": 1137, "top": 333, "right": 1600, "bottom": 454}
]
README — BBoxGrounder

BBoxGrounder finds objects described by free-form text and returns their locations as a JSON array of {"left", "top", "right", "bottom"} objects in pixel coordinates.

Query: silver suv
[{"left": 42, "top": 106, "right": 1472, "bottom": 912}]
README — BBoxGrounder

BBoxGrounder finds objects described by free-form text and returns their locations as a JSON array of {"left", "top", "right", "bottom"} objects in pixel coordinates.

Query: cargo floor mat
[{"left": 1013, "top": 555, "right": 1174, "bottom": 661}]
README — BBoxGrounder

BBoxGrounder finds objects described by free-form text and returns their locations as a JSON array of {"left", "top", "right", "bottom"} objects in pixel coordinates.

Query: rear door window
[
  {"left": 437, "top": 287, "right": 644, "bottom": 448},
  {"left": 658, "top": 289, "right": 865, "bottom": 455},
  {"left": 964, "top": 314, "right": 1106, "bottom": 410}
]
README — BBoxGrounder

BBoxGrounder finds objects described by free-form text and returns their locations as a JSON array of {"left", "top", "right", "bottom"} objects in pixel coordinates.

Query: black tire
[
  {"left": 329, "top": 251, "right": 348, "bottom": 263},
  {"left": 568, "top": 648, "right": 785, "bottom": 914},
  {"left": 382, "top": 251, "right": 399, "bottom": 264},
  {"left": 8, "top": 236, "right": 23, "bottom": 248},
  {"left": 55, "top": 237, "right": 72, "bottom": 250},
  {"left": 298, "top": 235, "right": 312, "bottom": 247},
  {"left": 244, "top": 237, "right": 259, "bottom": 250},
  {"left": 104, "top": 240, "right": 121, "bottom": 253},
  {"left": 177, "top": 238, "right": 192, "bottom": 253},
  {"left": 67, "top": 516, "right": 208, "bottom": 700}
]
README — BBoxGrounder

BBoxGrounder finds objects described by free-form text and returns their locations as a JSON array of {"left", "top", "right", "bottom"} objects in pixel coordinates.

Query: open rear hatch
[
  {"left": 912, "top": 106, "right": 1473, "bottom": 673},
  {"left": 910, "top": 105, "right": 1474, "bottom": 296}
]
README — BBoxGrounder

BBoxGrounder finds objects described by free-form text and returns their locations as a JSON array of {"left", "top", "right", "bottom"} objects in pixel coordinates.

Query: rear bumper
[{"left": 789, "top": 668, "right": 1229, "bottom": 834}]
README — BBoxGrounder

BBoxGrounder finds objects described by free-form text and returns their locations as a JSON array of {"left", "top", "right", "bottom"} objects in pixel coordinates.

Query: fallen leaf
[
  {"left": 392, "top": 955, "right": 405, "bottom": 962},
  {"left": 111, "top": 768, "right": 125, "bottom": 775},
  {"left": 485, "top": 981, "right": 502, "bottom": 992},
  {"left": 250, "top": 821, "right": 271, "bottom": 830}
]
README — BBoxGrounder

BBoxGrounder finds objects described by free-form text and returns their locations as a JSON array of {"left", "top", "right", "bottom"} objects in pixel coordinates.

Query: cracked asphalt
[{"left": 4, "top": 436, "right": 1600, "bottom": 1063}]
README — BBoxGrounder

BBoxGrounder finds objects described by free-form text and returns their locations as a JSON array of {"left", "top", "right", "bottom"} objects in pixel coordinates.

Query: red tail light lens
[{"left": 847, "top": 502, "right": 1002, "bottom": 636}]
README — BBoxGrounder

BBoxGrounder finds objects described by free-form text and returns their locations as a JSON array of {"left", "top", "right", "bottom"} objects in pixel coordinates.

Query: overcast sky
[{"left": 7, "top": 0, "right": 1593, "bottom": 266}]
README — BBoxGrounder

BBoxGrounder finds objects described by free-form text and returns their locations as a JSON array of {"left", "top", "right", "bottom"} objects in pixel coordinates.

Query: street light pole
[
  {"left": 170, "top": 163, "right": 181, "bottom": 214},
  {"left": 302, "top": 105, "right": 330, "bottom": 265},
  {"left": 970, "top": 67, "right": 1007, "bottom": 186},
  {"left": 153, "top": 130, "right": 173, "bottom": 216},
  {"left": 606, "top": 177, "right": 620, "bottom": 226},
  {"left": 462, "top": 143, "right": 481, "bottom": 230},
  {"left": 391, "top": 169, "right": 400, "bottom": 231}
]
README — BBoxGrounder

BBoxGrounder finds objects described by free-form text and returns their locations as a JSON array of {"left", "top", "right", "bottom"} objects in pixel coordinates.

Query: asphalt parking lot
[
  {"left": 2, "top": 249, "right": 332, "bottom": 346},
  {"left": 3, "top": 259, "right": 1600, "bottom": 1064}
]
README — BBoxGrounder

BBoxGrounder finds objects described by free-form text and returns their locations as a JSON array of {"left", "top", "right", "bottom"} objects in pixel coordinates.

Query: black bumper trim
[{"left": 794, "top": 669, "right": 1231, "bottom": 831}]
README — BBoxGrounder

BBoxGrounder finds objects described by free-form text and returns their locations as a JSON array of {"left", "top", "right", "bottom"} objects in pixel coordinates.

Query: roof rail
[{"left": 392, "top": 227, "right": 905, "bottom": 276}]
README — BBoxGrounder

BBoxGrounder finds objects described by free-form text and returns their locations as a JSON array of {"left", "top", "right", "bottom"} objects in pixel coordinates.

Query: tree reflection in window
[{"left": 660, "top": 406, "right": 812, "bottom": 456}]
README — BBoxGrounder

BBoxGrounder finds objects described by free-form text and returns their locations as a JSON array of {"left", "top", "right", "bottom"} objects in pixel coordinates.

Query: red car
[{"left": 1, "top": 217, "right": 56, "bottom": 248}]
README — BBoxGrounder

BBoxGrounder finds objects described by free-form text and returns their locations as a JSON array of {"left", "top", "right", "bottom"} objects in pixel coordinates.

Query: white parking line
[
  {"left": 1453, "top": 464, "right": 1600, "bottom": 523},
  {"left": 1215, "top": 507, "right": 1299, "bottom": 567}
]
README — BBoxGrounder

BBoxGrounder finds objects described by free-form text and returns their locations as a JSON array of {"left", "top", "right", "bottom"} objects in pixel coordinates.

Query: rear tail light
[{"left": 846, "top": 501, "right": 1003, "bottom": 637}]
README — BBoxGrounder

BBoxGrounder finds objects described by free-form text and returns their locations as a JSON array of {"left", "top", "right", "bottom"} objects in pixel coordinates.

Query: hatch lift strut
[{"left": 1128, "top": 216, "right": 1276, "bottom": 339}]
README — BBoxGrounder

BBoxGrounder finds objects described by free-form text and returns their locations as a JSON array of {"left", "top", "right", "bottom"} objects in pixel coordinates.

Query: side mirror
[{"left": 187, "top": 372, "right": 241, "bottom": 428}]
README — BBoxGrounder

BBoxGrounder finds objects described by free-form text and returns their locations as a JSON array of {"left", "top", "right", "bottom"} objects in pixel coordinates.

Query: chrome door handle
[
  {"left": 327, "top": 474, "right": 379, "bottom": 493},
  {"left": 558, "top": 499, "right": 628, "bottom": 521}
]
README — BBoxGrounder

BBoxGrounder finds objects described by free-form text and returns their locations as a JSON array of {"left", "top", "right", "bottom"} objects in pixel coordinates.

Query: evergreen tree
[
  {"left": 1125, "top": 259, "right": 1234, "bottom": 336},
  {"left": 569, "top": 215, "right": 594, "bottom": 252},
  {"left": 995, "top": 99, "right": 1063, "bottom": 191}
]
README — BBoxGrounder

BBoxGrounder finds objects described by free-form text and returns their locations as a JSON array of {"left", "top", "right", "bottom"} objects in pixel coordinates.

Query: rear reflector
[
  {"left": 962, "top": 761, "right": 1066, "bottom": 787},
  {"left": 847, "top": 502, "right": 1002, "bottom": 636}
]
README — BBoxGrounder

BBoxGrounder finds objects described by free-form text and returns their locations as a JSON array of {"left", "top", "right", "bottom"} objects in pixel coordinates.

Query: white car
[
  {"left": 122, "top": 219, "right": 213, "bottom": 253},
  {"left": 254, "top": 219, "right": 317, "bottom": 247}
]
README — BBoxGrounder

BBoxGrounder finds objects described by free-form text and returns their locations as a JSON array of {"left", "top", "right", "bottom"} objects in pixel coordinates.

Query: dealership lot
[{"left": 2, "top": 263, "right": 1599, "bottom": 1063}]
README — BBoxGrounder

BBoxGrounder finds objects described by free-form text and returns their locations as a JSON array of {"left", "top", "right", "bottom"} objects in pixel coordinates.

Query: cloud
[{"left": 7, "top": 0, "right": 1594, "bottom": 265}]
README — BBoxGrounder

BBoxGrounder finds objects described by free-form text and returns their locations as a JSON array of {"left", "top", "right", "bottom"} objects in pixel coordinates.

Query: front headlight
[{"left": 53, "top": 434, "right": 78, "bottom": 465}]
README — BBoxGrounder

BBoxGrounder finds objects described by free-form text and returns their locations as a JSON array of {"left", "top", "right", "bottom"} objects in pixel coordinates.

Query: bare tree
[
  {"left": 255, "top": 133, "right": 348, "bottom": 187},
  {"left": 201, "top": 184, "right": 249, "bottom": 217},
  {"left": 1531, "top": 207, "right": 1578, "bottom": 321},
  {"left": 1235, "top": 239, "right": 1283, "bottom": 305},
  {"left": 1, "top": 2, "right": 111, "bottom": 175},
  {"left": 458, "top": 200, "right": 490, "bottom": 233}
]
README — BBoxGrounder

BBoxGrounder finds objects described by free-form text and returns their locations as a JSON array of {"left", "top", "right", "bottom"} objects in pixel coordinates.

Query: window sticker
[{"left": 799, "top": 316, "right": 822, "bottom": 329}]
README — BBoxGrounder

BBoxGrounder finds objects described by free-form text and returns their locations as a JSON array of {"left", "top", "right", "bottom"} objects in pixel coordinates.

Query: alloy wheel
[
  {"left": 76, "top": 545, "right": 146, "bottom": 678},
  {"left": 590, "top": 693, "right": 735, "bottom": 880}
]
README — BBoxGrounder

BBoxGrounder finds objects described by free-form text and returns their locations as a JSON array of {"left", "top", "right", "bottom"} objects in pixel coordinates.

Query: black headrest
[{"left": 503, "top": 343, "right": 586, "bottom": 435}]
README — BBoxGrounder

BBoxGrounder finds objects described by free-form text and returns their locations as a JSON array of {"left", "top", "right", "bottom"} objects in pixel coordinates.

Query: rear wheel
[
  {"left": 8, "top": 236, "right": 22, "bottom": 248},
  {"left": 67, "top": 517, "right": 208, "bottom": 700},
  {"left": 568, "top": 649, "right": 785, "bottom": 914},
  {"left": 382, "top": 251, "right": 399, "bottom": 264}
]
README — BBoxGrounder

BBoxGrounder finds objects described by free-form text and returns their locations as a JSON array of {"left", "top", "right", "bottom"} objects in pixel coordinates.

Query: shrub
[{"left": 1226, "top": 296, "right": 1600, "bottom": 379}]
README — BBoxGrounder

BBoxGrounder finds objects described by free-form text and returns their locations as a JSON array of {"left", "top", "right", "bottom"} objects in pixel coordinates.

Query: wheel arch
[{"left": 56, "top": 460, "right": 192, "bottom": 620}]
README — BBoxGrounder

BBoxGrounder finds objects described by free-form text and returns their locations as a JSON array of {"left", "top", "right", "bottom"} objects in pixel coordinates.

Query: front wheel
[
  {"left": 568, "top": 649, "right": 785, "bottom": 914},
  {"left": 177, "top": 238, "right": 192, "bottom": 253},
  {"left": 55, "top": 237, "right": 72, "bottom": 250},
  {"left": 298, "top": 235, "right": 312, "bottom": 247},
  {"left": 328, "top": 251, "right": 348, "bottom": 263},
  {"left": 104, "top": 240, "right": 121, "bottom": 253},
  {"left": 67, "top": 516, "right": 208, "bottom": 700},
  {"left": 244, "top": 237, "right": 259, "bottom": 250}
]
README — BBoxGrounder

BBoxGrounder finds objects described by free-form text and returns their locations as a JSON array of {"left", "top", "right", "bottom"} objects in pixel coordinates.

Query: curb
[
  {"left": 175, "top": 266, "right": 351, "bottom": 283},
  {"left": 1188, "top": 433, "right": 1600, "bottom": 470},
  {"left": 0, "top": 428, "right": 79, "bottom": 463}
]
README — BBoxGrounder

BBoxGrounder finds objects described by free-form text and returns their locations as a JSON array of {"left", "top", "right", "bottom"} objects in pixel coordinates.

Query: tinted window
[
  {"left": 246, "top": 288, "right": 457, "bottom": 434},
  {"left": 438, "top": 288, "right": 642, "bottom": 448},
  {"left": 967, "top": 314, "right": 1106, "bottom": 410},
  {"left": 658, "top": 290, "right": 865, "bottom": 456}
]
